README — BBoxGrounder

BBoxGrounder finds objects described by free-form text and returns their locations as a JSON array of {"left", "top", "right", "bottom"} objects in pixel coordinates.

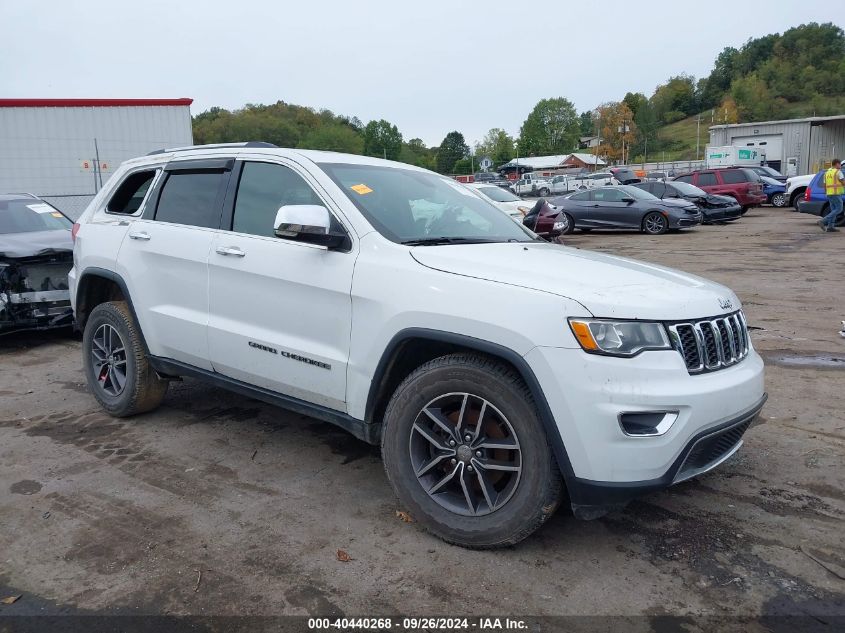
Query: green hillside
[{"left": 630, "top": 95, "right": 845, "bottom": 163}]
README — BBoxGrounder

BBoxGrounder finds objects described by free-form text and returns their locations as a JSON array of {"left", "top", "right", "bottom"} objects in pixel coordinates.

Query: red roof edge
[{"left": 0, "top": 98, "right": 193, "bottom": 108}]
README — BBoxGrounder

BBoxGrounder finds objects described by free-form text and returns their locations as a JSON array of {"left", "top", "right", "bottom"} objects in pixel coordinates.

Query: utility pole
[{"left": 696, "top": 114, "right": 701, "bottom": 160}]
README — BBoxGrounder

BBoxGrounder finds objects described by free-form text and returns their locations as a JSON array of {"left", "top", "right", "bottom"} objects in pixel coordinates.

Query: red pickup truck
[{"left": 673, "top": 168, "right": 766, "bottom": 213}]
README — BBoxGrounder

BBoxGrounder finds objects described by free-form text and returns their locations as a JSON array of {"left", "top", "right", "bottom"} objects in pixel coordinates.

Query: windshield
[
  {"left": 760, "top": 166, "right": 783, "bottom": 177},
  {"left": 618, "top": 186, "right": 658, "bottom": 200},
  {"left": 671, "top": 181, "right": 707, "bottom": 196},
  {"left": 0, "top": 198, "right": 72, "bottom": 234},
  {"left": 319, "top": 163, "right": 534, "bottom": 244},
  {"left": 477, "top": 186, "right": 521, "bottom": 202}
]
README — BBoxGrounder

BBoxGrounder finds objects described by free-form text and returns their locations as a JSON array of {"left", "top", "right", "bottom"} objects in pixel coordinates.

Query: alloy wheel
[
  {"left": 91, "top": 324, "right": 128, "bottom": 396},
  {"left": 644, "top": 213, "right": 667, "bottom": 234},
  {"left": 409, "top": 392, "right": 522, "bottom": 517},
  {"left": 772, "top": 193, "right": 786, "bottom": 207}
]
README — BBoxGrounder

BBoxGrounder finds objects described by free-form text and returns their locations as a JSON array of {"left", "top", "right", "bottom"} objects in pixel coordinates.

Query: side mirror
[
  {"left": 622, "top": 197, "right": 635, "bottom": 204},
  {"left": 274, "top": 205, "right": 347, "bottom": 249}
]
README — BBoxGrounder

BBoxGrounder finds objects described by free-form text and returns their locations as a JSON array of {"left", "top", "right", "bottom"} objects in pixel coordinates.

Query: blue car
[
  {"left": 761, "top": 176, "right": 787, "bottom": 207},
  {"left": 797, "top": 170, "right": 845, "bottom": 227}
]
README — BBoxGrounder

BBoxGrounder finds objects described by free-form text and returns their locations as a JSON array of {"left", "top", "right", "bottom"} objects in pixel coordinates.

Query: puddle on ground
[{"left": 763, "top": 351, "right": 845, "bottom": 369}]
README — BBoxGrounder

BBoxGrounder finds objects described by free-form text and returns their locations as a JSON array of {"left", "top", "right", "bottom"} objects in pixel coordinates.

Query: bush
[{"left": 663, "top": 111, "right": 687, "bottom": 124}]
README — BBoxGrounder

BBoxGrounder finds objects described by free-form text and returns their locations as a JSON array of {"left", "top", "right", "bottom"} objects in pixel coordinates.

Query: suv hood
[{"left": 410, "top": 242, "right": 738, "bottom": 320}]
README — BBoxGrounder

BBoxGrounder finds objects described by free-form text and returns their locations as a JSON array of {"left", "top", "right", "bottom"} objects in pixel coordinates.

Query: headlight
[{"left": 568, "top": 319, "right": 671, "bottom": 357}]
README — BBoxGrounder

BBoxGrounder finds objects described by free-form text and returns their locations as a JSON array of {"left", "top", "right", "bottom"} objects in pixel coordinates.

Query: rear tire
[
  {"left": 559, "top": 212, "right": 575, "bottom": 235},
  {"left": 83, "top": 301, "right": 168, "bottom": 417},
  {"left": 381, "top": 353, "right": 563, "bottom": 548},
  {"left": 771, "top": 192, "right": 787, "bottom": 208},
  {"left": 790, "top": 189, "right": 805, "bottom": 209},
  {"left": 538, "top": 187, "right": 550, "bottom": 197}
]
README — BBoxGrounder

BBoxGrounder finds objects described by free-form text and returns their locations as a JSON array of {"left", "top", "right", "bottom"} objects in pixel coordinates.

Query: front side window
[
  {"left": 319, "top": 163, "right": 533, "bottom": 244},
  {"left": 155, "top": 171, "right": 226, "bottom": 229},
  {"left": 593, "top": 188, "right": 626, "bottom": 202},
  {"left": 232, "top": 162, "right": 323, "bottom": 237}
]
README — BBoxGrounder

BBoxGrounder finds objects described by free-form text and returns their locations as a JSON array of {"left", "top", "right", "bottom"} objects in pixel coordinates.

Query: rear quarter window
[{"left": 107, "top": 170, "right": 157, "bottom": 214}]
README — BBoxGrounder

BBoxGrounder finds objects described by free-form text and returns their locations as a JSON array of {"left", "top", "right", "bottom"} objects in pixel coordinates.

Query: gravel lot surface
[{"left": 0, "top": 206, "right": 843, "bottom": 625}]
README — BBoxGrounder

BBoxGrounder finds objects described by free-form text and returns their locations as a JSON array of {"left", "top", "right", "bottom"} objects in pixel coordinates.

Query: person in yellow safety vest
[{"left": 819, "top": 158, "right": 844, "bottom": 232}]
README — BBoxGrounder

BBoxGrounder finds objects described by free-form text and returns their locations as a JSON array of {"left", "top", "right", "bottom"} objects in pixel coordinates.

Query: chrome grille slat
[{"left": 668, "top": 311, "right": 750, "bottom": 375}]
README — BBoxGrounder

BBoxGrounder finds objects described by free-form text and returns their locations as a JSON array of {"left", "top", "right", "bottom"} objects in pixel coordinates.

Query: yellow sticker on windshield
[
  {"left": 350, "top": 183, "right": 373, "bottom": 195},
  {"left": 50, "top": 212, "right": 64, "bottom": 218}
]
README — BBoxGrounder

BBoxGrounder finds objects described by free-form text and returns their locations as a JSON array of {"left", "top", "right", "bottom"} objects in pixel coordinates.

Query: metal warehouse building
[
  {"left": 0, "top": 98, "right": 193, "bottom": 218},
  {"left": 709, "top": 115, "right": 845, "bottom": 177}
]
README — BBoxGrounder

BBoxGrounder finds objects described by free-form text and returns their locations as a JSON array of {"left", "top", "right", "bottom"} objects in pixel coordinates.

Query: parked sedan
[
  {"left": 760, "top": 176, "right": 787, "bottom": 207},
  {"left": 551, "top": 185, "right": 702, "bottom": 235},
  {"left": 465, "top": 182, "right": 533, "bottom": 220},
  {"left": 632, "top": 180, "right": 742, "bottom": 223},
  {"left": 0, "top": 194, "right": 74, "bottom": 334}
]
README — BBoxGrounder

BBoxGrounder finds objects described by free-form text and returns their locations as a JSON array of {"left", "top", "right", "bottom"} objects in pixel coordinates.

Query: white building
[
  {"left": 0, "top": 98, "right": 194, "bottom": 218},
  {"left": 709, "top": 115, "right": 845, "bottom": 176}
]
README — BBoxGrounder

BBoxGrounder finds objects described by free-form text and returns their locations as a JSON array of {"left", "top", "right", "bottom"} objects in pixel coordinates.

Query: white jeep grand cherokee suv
[{"left": 70, "top": 142, "right": 766, "bottom": 548}]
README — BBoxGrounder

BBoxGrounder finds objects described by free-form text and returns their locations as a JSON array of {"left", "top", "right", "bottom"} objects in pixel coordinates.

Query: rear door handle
[
  {"left": 216, "top": 246, "right": 245, "bottom": 257},
  {"left": 128, "top": 231, "right": 151, "bottom": 241}
]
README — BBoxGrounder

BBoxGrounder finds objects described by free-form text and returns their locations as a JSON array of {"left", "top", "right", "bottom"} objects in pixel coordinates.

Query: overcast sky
[{"left": 1, "top": 1, "right": 840, "bottom": 148}]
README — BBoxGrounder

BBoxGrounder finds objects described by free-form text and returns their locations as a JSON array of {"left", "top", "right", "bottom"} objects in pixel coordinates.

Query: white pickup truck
[{"left": 510, "top": 174, "right": 551, "bottom": 197}]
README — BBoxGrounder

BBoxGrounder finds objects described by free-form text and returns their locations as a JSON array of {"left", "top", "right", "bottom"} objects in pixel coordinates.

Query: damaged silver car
[{"left": 0, "top": 194, "right": 74, "bottom": 334}]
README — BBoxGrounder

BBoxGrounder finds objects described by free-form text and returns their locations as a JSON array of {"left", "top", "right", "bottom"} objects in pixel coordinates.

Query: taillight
[
  {"left": 71, "top": 223, "right": 80, "bottom": 242},
  {"left": 804, "top": 187, "right": 811, "bottom": 201}
]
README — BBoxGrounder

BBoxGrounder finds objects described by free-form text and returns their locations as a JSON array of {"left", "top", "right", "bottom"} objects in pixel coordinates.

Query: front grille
[
  {"left": 675, "top": 419, "right": 751, "bottom": 481},
  {"left": 667, "top": 311, "right": 750, "bottom": 374}
]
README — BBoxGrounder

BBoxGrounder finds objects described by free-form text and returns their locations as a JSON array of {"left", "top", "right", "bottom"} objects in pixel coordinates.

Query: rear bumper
[{"left": 797, "top": 200, "right": 827, "bottom": 216}]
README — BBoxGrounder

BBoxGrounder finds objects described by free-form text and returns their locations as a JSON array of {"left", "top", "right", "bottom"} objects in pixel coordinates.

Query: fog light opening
[{"left": 619, "top": 411, "right": 678, "bottom": 437}]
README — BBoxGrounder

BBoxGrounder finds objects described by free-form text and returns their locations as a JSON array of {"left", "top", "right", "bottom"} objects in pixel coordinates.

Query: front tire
[
  {"left": 381, "top": 353, "right": 563, "bottom": 548},
  {"left": 642, "top": 211, "right": 668, "bottom": 235},
  {"left": 771, "top": 192, "right": 787, "bottom": 208},
  {"left": 83, "top": 301, "right": 168, "bottom": 417}
]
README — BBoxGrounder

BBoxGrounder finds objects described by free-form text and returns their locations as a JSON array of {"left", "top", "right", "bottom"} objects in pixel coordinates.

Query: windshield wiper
[{"left": 401, "top": 237, "right": 502, "bottom": 246}]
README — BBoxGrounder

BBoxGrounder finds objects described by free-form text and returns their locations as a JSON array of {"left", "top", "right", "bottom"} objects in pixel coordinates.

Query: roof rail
[{"left": 147, "top": 141, "right": 278, "bottom": 156}]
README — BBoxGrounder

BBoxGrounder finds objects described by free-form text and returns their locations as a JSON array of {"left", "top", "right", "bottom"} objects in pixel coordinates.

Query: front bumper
[
  {"left": 702, "top": 206, "right": 742, "bottom": 222},
  {"left": 0, "top": 289, "right": 73, "bottom": 334},
  {"left": 524, "top": 345, "right": 766, "bottom": 516},
  {"left": 670, "top": 213, "right": 703, "bottom": 228}
]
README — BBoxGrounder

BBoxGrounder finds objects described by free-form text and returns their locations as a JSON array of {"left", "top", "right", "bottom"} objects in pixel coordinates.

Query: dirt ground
[{"left": 0, "top": 206, "right": 843, "bottom": 625}]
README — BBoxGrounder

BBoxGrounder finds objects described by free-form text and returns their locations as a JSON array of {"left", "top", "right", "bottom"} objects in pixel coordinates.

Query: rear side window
[
  {"left": 721, "top": 170, "right": 747, "bottom": 184},
  {"left": 107, "top": 170, "right": 157, "bottom": 214},
  {"left": 698, "top": 173, "right": 718, "bottom": 187},
  {"left": 570, "top": 191, "right": 591, "bottom": 201},
  {"left": 232, "top": 162, "right": 323, "bottom": 238},
  {"left": 651, "top": 183, "right": 667, "bottom": 197},
  {"left": 155, "top": 171, "right": 226, "bottom": 229}
]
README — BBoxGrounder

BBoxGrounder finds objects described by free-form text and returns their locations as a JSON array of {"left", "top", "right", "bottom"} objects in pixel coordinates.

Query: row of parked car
[{"left": 471, "top": 163, "right": 844, "bottom": 239}]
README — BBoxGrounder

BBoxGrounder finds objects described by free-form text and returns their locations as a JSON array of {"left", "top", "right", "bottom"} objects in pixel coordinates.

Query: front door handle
[
  {"left": 128, "top": 231, "right": 151, "bottom": 241},
  {"left": 216, "top": 246, "right": 245, "bottom": 257}
]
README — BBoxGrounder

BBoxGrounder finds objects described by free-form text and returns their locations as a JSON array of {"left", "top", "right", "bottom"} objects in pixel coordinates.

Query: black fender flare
[
  {"left": 75, "top": 267, "right": 149, "bottom": 353},
  {"left": 364, "top": 327, "right": 579, "bottom": 491}
]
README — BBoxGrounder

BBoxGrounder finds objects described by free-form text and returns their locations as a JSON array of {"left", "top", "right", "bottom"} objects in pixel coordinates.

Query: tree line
[{"left": 193, "top": 22, "right": 844, "bottom": 173}]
